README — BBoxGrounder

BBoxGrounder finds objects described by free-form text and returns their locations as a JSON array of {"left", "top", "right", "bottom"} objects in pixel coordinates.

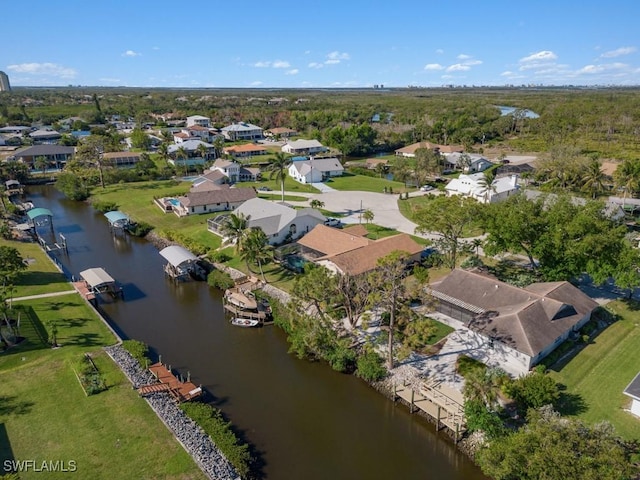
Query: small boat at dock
[
  {"left": 223, "top": 285, "right": 271, "bottom": 326},
  {"left": 230, "top": 317, "right": 260, "bottom": 328}
]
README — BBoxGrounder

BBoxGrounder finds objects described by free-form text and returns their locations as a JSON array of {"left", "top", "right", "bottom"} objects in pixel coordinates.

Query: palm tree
[
  {"left": 240, "top": 228, "right": 272, "bottom": 283},
  {"left": 471, "top": 238, "right": 483, "bottom": 256},
  {"left": 176, "top": 146, "right": 188, "bottom": 177},
  {"left": 196, "top": 142, "right": 209, "bottom": 162},
  {"left": 157, "top": 143, "right": 170, "bottom": 165},
  {"left": 310, "top": 199, "right": 325, "bottom": 210},
  {"left": 581, "top": 159, "right": 606, "bottom": 199},
  {"left": 34, "top": 156, "right": 48, "bottom": 176},
  {"left": 613, "top": 158, "right": 640, "bottom": 208},
  {"left": 266, "top": 152, "right": 293, "bottom": 202},
  {"left": 220, "top": 212, "right": 249, "bottom": 253},
  {"left": 476, "top": 170, "right": 497, "bottom": 203}
]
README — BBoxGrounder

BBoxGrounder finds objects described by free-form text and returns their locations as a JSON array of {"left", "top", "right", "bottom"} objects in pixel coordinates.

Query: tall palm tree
[
  {"left": 196, "top": 142, "right": 209, "bottom": 162},
  {"left": 362, "top": 208, "right": 374, "bottom": 224},
  {"left": 34, "top": 156, "right": 48, "bottom": 176},
  {"left": 581, "top": 159, "right": 606, "bottom": 199},
  {"left": 176, "top": 146, "right": 188, "bottom": 177},
  {"left": 471, "top": 238, "right": 483, "bottom": 256},
  {"left": 220, "top": 212, "right": 250, "bottom": 253},
  {"left": 476, "top": 170, "right": 497, "bottom": 203},
  {"left": 613, "top": 158, "right": 640, "bottom": 208},
  {"left": 266, "top": 152, "right": 293, "bottom": 202},
  {"left": 157, "top": 143, "right": 170, "bottom": 165},
  {"left": 240, "top": 228, "right": 272, "bottom": 283}
]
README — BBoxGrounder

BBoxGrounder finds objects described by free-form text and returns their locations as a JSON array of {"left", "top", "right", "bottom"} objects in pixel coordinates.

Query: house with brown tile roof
[
  {"left": 174, "top": 186, "right": 256, "bottom": 216},
  {"left": 341, "top": 224, "right": 369, "bottom": 237},
  {"left": 296, "top": 224, "right": 371, "bottom": 259},
  {"left": 429, "top": 269, "right": 598, "bottom": 373},
  {"left": 223, "top": 143, "right": 267, "bottom": 158},
  {"left": 265, "top": 127, "right": 297, "bottom": 138},
  {"left": 101, "top": 151, "right": 141, "bottom": 168}
]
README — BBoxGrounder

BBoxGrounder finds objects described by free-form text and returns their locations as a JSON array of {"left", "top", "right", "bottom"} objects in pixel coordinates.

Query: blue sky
[{"left": 2, "top": 1, "right": 639, "bottom": 88}]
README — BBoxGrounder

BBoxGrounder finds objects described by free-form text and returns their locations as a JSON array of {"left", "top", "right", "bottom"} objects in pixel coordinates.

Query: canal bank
[{"left": 29, "top": 184, "right": 487, "bottom": 480}]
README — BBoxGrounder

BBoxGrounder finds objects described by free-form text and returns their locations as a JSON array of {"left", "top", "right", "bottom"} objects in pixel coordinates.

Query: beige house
[
  {"left": 174, "top": 186, "right": 256, "bottom": 216},
  {"left": 395, "top": 141, "right": 464, "bottom": 158}
]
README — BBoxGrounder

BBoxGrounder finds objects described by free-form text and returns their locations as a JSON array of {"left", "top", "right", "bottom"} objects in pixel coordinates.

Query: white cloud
[
  {"left": 100, "top": 77, "right": 121, "bottom": 83},
  {"left": 464, "top": 59, "right": 483, "bottom": 66},
  {"left": 308, "top": 62, "right": 323, "bottom": 69},
  {"left": 272, "top": 60, "right": 291, "bottom": 69},
  {"left": 446, "top": 64, "right": 471, "bottom": 72},
  {"left": 500, "top": 71, "right": 514, "bottom": 76},
  {"left": 122, "top": 50, "right": 141, "bottom": 57},
  {"left": 325, "top": 51, "right": 350, "bottom": 65},
  {"left": 520, "top": 50, "right": 557, "bottom": 63},
  {"left": 6, "top": 62, "right": 77, "bottom": 78},
  {"left": 600, "top": 46, "right": 637, "bottom": 58},
  {"left": 435, "top": 49, "right": 444, "bottom": 54},
  {"left": 253, "top": 60, "right": 291, "bottom": 68},
  {"left": 457, "top": 54, "right": 471, "bottom": 60},
  {"left": 285, "top": 69, "right": 299, "bottom": 75},
  {"left": 577, "top": 62, "right": 628, "bottom": 74},
  {"left": 424, "top": 63, "right": 444, "bottom": 70},
  {"left": 249, "top": 81, "right": 263, "bottom": 86}
]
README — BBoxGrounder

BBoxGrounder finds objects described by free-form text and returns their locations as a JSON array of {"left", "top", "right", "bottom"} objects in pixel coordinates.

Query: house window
[{"left": 290, "top": 224, "right": 297, "bottom": 235}]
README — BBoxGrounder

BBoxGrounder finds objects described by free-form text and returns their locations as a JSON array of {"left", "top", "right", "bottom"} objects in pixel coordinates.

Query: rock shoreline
[{"left": 105, "top": 344, "right": 240, "bottom": 480}]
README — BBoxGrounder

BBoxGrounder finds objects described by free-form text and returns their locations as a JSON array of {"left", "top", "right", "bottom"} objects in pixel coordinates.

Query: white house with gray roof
[
  {"left": 221, "top": 122, "right": 263, "bottom": 141},
  {"left": 288, "top": 157, "right": 344, "bottom": 184},
  {"left": 445, "top": 173, "right": 519, "bottom": 203},
  {"left": 282, "top": 139, "right": 328, "bottom": 155},
  {"left": 212, "top": 197, "right": 325, "bottom": 245}
]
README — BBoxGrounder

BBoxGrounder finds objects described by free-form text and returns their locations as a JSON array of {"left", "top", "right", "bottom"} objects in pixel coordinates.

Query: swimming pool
[
  {"left": 284, "top": 254, "right": 306, "bottom": 273},
  {"left": 168, "top": 198, "right": 180, "bottom": 207}
]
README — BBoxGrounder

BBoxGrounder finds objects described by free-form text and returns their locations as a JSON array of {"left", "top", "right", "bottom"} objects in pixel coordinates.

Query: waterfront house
[
  {"left": 297, "top": 225, "right": 422, "bottom": 276},
  {"left": 168, "top": 139, "right": 214, "bottom": 167},
  {"left": 101, "top": 151, "right": 141, "bottom": 168},
  {"left": 174, "top": 185, "right": 256, "bottom": 216},
  {"left": 29, "top": 128, "right": 62, "bottom": 145},
  {"left": 208, "top": 197, "right": 325, "bottom": 245},
  {"left": 288, "top": 157, "right": 344, "bottom": 184},
  {"left": 190, "top": 170, "right": 228, "bottom": 191},
  {"left": 429, "top": 269, "right": 598, "bottom": 374},
  {"left": 445, "top": 152, "right": 494, "bottom": 173},
  {"left": 265, "top": 127, "right": 297, "bottom": 139},
  {"left": 221, "top": 122, "right": 263, "bottom": 141},
  {"left": 8, "top": 145, "right": 75, "bottom": 170},
  {"left": 445, "top": 173, "right": 520, "bottom": 204},
  {"left": 186, "top": 115, "right": 211, "bottom": 128},
  {"left": 281, "top": 139, "right": 328, "bottom": 156}
]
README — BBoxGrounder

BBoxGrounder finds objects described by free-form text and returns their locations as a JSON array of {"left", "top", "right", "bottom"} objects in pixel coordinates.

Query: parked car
[
  {"left": 324, "top": 217, "right": 340, "bottom": 227},
  {"left": 420, "top": 185, "right": 434, "bottom": 192},
  {"left": 257, "top": 186, "right": 272, "bottom": 191}
]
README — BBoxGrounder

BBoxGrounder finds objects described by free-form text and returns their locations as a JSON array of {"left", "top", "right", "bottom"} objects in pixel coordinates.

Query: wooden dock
[
  {"left": 393, "top": 379, "right": 466, "bottom": 441},
  {"left": 73, "top": 281, "right": 95, "bottom": 302},
  {"left": 138, "top": 362, "right": 203, "bottom": 402}
]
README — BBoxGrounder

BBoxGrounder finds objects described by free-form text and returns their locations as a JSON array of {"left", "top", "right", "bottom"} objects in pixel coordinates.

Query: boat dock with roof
[
  {"left": 159, "top": 245, "right": 205, "bottom": 281},
  {"left": 104, "top": 210, "right": 131, "bottom": 233},
  {"left": 75, "top": 267, "right": 123, "bottom": 302}
]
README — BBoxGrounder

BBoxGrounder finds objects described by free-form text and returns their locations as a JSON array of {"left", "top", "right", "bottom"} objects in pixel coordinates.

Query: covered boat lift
[
  {"left": 104, "top": 210, "right": 130, "bottom": 232},
  {"left": 79, "top": 267, "right": 123, "bottom": 299},
  {"left": 159, "top": 245, "right": 198, "bottom": 281},
  {"left": 27, "top": 207, "right": 67, "bottom": 253}
]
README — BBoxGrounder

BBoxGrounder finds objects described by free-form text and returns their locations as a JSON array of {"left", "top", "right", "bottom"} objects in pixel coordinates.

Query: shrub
[
  {"left": 504, "top": 370, "right": 560, "bottom": 410},
  {"left": 73, "top": 354, "right": 107, "bottom": 395},
  {"left": 460, "top": 255, "right": 484, "bottom": 269},
  {"left": 209, "top": 250, "right": 231, "bottom": 263},
  {"left": 180, "top": 402, "right": 252, "bottom": 477},
  {"left": 122, "top": 339, "right": 150, "bottom": 367},
  {"left": 355, "top": 346, "right": 387, "bottom": 382},
  {"left": 92, "top": 200, "right": 119, "bottom": 213},
  {"left": 207, "top": 270, "right": 234, "bottom": 290},
  {"left": 128, "top": 221, "right": 153, "bottom": 237}
]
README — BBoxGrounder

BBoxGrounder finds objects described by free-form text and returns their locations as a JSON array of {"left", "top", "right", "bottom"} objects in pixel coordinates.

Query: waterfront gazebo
[
  {"left": 104, "top": 210, "right": 130, "bottom": 231},
  {"left": 159, "top": 245, "right": 198, "bottom": 281}
]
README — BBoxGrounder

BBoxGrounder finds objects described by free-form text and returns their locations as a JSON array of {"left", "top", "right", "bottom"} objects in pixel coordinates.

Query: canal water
[{"left": 30, "top": 185, "right": 487, "bottom": 480}]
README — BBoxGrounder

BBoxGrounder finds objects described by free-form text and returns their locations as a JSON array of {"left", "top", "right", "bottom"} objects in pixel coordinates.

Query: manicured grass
[
  {"left": 360, "top": 223, "right": 430, "bottom": 246},
  {"left": 0, "top": 294, "right": 205, "bottom": 479},
  {"left": 0, "top": 239, "right": 70, "bottom": 298},
  {"left": 548, "top": 299, "right": 640, "bottom": 441},
  {"left": 425, "top": 319, "right": 455, "bottom": 344},
  {"left": 89, "top": 181, "right": 223, "bottom": 251},
  {"left": 257, "top": 193, "right": 310, "bottom": 202},
  {"left": 324, "top": 173, "right": 407, "bottom": 193},
  {"left": 222, "top": 247, "right": 299, "bottom": 292},
  {"left": 246, "top": 177, "right": 320, "bottom": 195}
]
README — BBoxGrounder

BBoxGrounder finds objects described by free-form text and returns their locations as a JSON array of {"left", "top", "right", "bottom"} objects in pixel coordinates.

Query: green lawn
[
  {"left": 548, "top": 300, "right": 640, "bottom": 441},
  {"left": 89, "top": 181, "right": 223, "bottom": 251},
  {"left": 0, "top": 239, "right": 70, "bottom": 298},
  {"left": 0, "top": 295, "right": 205, "bottom": 480},
  {"left": 324, "top": 172, "right": 407, "bottom": 193}
]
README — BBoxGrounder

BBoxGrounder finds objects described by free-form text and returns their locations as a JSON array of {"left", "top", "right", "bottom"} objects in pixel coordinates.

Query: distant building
[{"left": 0, "top": 71, "right": 10, "bottom": 92}]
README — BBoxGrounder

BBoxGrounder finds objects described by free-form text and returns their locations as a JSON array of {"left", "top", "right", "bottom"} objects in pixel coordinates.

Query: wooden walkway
[
  {"left": 394, "top": 379, "right": 466, "bottom": 441},
  {"left": 138, "top": 362, "right": 203, "bottom": 402},
  {"left": 73, "top": 281, "right": 95, "bottom": 301}
]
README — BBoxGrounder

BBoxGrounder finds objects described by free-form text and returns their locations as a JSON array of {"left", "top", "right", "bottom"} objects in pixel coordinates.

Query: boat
[{"left": 230, "top": 317, "right": 260, "bottom": 328}]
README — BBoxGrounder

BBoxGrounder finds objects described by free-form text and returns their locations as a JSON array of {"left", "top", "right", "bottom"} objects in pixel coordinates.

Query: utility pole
[{"left": 359, "top": 200, "right": 362, "bottom": 224}]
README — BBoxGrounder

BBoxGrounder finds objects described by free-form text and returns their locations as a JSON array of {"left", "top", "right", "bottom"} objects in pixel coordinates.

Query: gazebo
[
  {"left": 104, "top": 211, "right": 130, "bottom": 231},
  {"left": 159, "top": 245, "right": 198, "bottom": 281},
  {"left": 79, "top": 267, "right": 119, "bottom": 296}
]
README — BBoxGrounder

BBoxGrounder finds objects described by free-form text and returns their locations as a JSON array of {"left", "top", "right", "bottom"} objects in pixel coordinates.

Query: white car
[
  {"left": 324, "top": 217, "right": 340, "bottom": 227},
  {"left": 420, "top": 185, "right": 434, "bottom": 191}
]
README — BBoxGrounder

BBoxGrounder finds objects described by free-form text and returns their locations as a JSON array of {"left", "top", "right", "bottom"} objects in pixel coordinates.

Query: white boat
[{"left": 230, "top": 317, "right": 260, "bottom": 328}]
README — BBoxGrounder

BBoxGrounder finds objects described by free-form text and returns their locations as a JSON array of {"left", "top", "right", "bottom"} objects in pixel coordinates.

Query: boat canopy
[
  {"left": 159, "top": 245, "right": 197, "bottom": 267},
  {"left": 104, "top": 210, "right": 130, "bottom": 227},
  {"left": 80, "top": 267, "right": 115, "bottom": 289},
  {"left": 27, "top": 207, "right": 53, "bottom": 220},
  {"left": 5, "top": 180, "right": 20, "bottom": 188}
]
